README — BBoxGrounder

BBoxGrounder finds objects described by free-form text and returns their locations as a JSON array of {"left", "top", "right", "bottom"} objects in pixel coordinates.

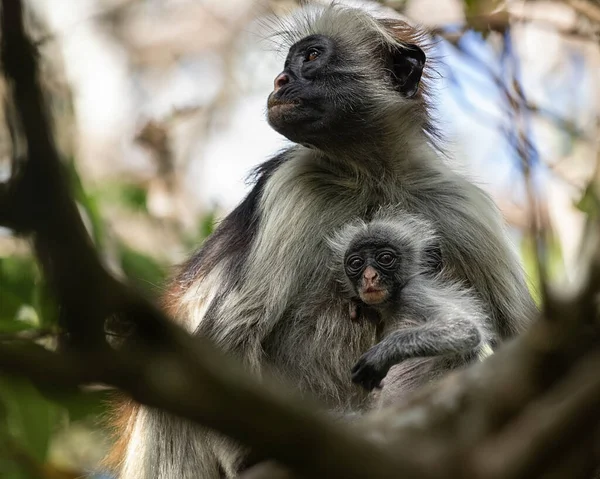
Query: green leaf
[
  {"left": 0, "top": 377, "right": 63, "bottom": 463},
  {"left": 520, "top": 233, "right": 564, "bottom": 307},
  {"left": 0, "top": 458, "right": 32, "bottom": 479},
  {"left": 0, "top": 290, "right": 26, "bottom": 323},
  {"left": 575, "top": 183, "right": 600, "bottom": 218},
  {"left": 119, "top": 183, "right": 148, "bottom": 212},
  {"left": 0, "top": 257, "right": 40, "bottom": 329},
  {"left": 463, "top": 0, "right": 498, "bottom": 18},
  {"left": 0, "top": 257, "right": 38, "bottom": 303},
  {"left": 66, "top": 160, "right": 106, "bottom": 250},
  {"left": 119, "top": 245, "right": 166, "bottom": 295},
  {"left": 464, "top": 0, "right": 479, "bottom": 16},
  {"left": 41, "top": 388, "right": 111, "bottom": 424},
  {"left": 32, "top": 282, "right": 59, "bottom": 329},
  {"left": 199, "top": 210, "right": 216, "bottom": 240},
  {"left": 0, "top": 318, "right": 36, "bottom": 334},
  {"left": 90, "top": 181, "right": 148, "bottom": 213}
]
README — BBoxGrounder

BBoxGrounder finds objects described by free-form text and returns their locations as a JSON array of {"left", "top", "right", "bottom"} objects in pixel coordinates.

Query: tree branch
[{"left": 565, "top": 0, "right": 600, "bottom": 24}]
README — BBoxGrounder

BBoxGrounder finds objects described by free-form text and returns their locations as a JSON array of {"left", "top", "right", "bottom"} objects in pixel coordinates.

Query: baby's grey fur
[
  {"left": 112, "top": 4, "right": 537, "bottom": 478},
  {"left": 329, "top": 214, "right": 493, "bottom": 392}
]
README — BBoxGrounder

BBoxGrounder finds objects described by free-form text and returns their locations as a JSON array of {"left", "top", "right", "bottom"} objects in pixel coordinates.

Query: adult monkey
[{"left": 109, "top": 4, "right": 537, "bottom": 478}]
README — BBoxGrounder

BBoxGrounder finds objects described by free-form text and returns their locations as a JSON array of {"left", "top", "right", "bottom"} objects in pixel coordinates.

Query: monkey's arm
[{"left": 351, "top": 278, "right": 492, "bottom": 390}]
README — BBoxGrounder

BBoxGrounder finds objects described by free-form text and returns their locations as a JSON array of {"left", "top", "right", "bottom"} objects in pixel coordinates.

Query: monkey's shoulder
[
  {"left": 176, "top": 150, "right": 292, "bottom": 284},
  {"left": 398, "top": 168, "right": 502, "bottom": 234}
]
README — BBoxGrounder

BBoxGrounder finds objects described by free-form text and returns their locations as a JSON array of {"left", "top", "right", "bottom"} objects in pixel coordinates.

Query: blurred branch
[
  {"left": 0, "top": 329, "right": 57, "bottom": 342},
  {"left": 448, "top": 36, "right": 593, "bottom": 142},
  {"left": 471, "top": 350, "right": 600, "bottom": 479},
  {"left": 32, "top": 0, "right": 140, "bottom": 46},
  {"left": 430, "top": 11, "right": 511, "bottom": 42},
  {"left": 381, "top": 2, "right": 598, "bottom": 42},
  {"left": 566, "top": 0, "right": 600, "bottom": 24},
  {"left": 503, "top": 34, "right": 551, "bottom": 304}
]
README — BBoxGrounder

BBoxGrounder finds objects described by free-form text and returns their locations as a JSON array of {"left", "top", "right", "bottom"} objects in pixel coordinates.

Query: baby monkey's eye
[
  {"left": 376, "top": 252, "right": 396, "bottom": 267},
  {"left": 346, "top": 255, "right": 364, "bottom": 273},
  {"left": 305, "top": 48, "right": 321, "bottom": 62}
]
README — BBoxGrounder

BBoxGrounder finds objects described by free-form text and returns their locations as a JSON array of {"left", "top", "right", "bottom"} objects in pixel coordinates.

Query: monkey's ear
[{"left": 390, "top": 44, "right": 425, "bottom": 98}]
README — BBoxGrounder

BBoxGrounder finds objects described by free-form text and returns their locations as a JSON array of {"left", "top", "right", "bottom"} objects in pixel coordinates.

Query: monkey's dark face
[
  {"left": 267, "top": 33, "right": 425, "bottom": 149},
  {"left": 344, "top": 241, "right": 405, "bottom": 306},
  {"left": 267, "top": 35, "right": 355, "bottom": 147}
]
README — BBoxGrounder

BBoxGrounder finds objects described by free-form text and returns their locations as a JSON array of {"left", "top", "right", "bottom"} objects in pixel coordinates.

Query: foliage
[
  {"left": 0, "top": 160, "right": 213, "bottom": 477},
  {"left": 0, "top": 256, "right": 55, "bottom": 331},
  {"left": 520, "top": 233, "right": 564, "bottom": 306},
  {"left": 575, "top": 182, "right": 600, "bottom": 220}
]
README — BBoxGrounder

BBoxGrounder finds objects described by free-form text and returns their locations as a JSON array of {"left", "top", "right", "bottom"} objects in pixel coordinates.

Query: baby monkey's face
[{"left": 344, "top": 244, "right": 401, "bottom": 305}]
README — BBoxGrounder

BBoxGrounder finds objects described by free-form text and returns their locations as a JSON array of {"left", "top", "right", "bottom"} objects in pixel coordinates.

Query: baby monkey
[{"left": 330, "top": 214, "right": 494, "bottom": 391}]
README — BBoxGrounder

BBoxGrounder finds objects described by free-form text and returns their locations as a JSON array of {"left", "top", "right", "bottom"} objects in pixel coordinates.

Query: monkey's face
[
  {"left": 266, "top": 30, "right": 426, "bottom": 150},
  {"left": 344, "top": 245, "right": 402, "bottom": 306},
  {"left": 267, "top": 34, "right": 360, "bottom": 148}
]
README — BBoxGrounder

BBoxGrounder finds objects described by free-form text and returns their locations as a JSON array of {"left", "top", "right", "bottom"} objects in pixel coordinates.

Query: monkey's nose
[
  {"left": 273, "top": 72, "right": 290, "bottom": 92},
  {"left": 364, "top": 266, "right": 378, "bottom": 281}
]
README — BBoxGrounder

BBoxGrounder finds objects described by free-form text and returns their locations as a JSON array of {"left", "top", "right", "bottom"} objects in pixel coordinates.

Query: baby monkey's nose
[{"left": 364, "top": 266, "right": 378, "bottom": 281}]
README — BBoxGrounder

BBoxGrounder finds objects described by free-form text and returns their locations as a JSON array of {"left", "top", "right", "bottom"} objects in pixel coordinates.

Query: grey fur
[
  {"left": 117, "top": 4, "right": 537, "bottom": 478},
  {"left": 329, "top": 214, "right": 493, "bottom": 391}
]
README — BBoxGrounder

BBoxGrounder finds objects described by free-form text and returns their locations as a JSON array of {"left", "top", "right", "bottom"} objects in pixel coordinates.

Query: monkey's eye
[
  {"left": 305, "top": 48, "right": 321, "bottom": 62},
  {"left": 346, "top": 255, "right": 364, "bottom": 274},
  {"left": 376, "top": 252, "right": 396, "bottom": 267}
]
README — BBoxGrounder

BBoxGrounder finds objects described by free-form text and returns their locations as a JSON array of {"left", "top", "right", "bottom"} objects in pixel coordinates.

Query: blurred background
[{"left": 1, "top": 0, "right": 599, "bottom": 477}]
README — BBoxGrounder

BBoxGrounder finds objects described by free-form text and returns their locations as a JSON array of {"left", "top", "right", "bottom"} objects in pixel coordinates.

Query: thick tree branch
[
  {"left": 0, "top": 338, "right": 420, "bottom": 479},
  {"left": 472, "top": 351, "right": 600, "bottom": 479},
  {"left": 1, "top": 0, "right": 121, "bottom": 348}
]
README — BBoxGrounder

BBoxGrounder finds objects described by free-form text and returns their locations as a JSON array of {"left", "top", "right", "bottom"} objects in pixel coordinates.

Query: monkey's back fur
[{"left": 108, "top": 5, "right": 537, "bottom": 478}]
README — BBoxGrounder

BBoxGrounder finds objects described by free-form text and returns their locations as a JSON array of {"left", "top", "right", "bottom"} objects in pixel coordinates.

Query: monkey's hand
[
  {"left": 351, "top": 345, "right": 391, "bottom": 391},
  {"left": 349, "top": 299, "right": 383, "bottom": 325},
  {"left": 349, "top": 300, "right": 361, "bottom": 323}
]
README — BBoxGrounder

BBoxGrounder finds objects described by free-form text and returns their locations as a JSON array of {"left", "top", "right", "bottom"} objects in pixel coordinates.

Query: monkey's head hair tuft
[
  {"left": 328, "top": 213, "right": 439, "bottom": 296},
  {"left": 264, "top": 2, "right": 443, "bottom": 153}
]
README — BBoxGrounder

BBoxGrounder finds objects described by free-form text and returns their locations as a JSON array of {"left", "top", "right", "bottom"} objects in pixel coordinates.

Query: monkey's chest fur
[
  {"left": 229, "top": 156, "right": 425, "bottom": 410},
  {"left": 196, "top": 150, "right": 496, "bottom": 413}
]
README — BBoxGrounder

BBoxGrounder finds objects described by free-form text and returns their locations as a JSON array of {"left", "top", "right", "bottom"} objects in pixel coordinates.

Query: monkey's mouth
[
  {"left": 359, "top": 288, "right": 388, "bottom": 305},
  {"left": 267, "top": 96, "right": 301, "bottom": 111}
]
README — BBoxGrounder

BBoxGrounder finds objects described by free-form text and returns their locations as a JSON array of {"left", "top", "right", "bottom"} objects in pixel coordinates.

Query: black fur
[{"left": 179, "top": 151, "right": 290, "bottom": 288}]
